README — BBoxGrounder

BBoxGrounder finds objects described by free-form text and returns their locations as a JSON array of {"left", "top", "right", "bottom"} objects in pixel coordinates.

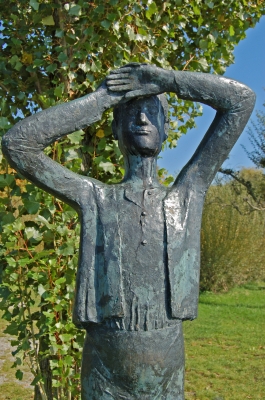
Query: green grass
[
  {"left": 184, "top": 282, "right": 265, "bottom": 399},
  {"left": 0, "top": 283, "right": 264, "bottom": 399}
]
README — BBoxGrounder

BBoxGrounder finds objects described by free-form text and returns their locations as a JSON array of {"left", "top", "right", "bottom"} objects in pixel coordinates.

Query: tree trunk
[{"left": 34, "top": 335, "right": 54, "bottom": 400}]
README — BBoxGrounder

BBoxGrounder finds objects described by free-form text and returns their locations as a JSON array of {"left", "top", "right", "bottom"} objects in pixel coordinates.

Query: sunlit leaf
[
  {"left": 42, "top": 16, "right": 55, "bottom": 25},
  {"left": 29, "top": 0, "right": 39, "bottom": 11}
]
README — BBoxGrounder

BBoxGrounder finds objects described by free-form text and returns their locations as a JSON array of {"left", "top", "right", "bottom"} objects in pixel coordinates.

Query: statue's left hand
[{"left": 106, "top": 63, "right": 174, "bottom": 99}]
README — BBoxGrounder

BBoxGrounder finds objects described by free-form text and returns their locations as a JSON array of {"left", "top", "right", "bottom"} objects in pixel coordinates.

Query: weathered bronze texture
[{"left": 2, "top": 64, "right": 255, "bottom": 399}]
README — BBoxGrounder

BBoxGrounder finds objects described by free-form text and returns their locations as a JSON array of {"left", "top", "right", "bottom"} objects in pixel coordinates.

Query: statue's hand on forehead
[{"left": 106, "top": 63, "right": 174, "bottom": 100}]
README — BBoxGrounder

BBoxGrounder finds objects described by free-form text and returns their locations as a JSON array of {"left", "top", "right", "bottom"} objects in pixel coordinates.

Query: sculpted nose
[{"left": 138, "top": 112, "right": 148, "bottom": 125}]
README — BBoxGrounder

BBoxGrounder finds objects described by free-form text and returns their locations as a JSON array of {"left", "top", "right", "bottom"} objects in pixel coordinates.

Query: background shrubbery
[{"left": 200, "top": 168, "right": 265, "bottom": 292}]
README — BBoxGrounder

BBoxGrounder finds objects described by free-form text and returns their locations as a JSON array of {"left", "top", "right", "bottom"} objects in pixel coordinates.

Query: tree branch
[
  {"left": 219, "top": 168, "right": 258, "bottom": 202},
  {"left": 0, "top": 81, "right": 9, "bottom": 92}
]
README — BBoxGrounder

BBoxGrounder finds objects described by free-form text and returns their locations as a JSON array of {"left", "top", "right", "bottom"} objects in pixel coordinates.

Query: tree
[
  {"left": 1, "top": 1, "right": 265, "bottom": 399},
  {"left": 219, "top": 100, "right": 265, "bottom": 211},
  {"left": 244, "top": 102, "right": 265, "bottom": 169}
]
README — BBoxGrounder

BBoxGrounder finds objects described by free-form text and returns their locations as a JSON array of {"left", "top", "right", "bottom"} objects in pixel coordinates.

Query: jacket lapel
[
  {"left": 164, "top": 188, "right": 200, "bottom": 321},
  {"left": 95, "top": 185, "right": 125, "bottom": 320},
  {"left": 124, "top": 187, "right": 143, "bottom": 208}
]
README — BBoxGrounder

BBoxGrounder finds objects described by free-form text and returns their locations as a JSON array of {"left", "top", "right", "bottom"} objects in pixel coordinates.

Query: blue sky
[{"left": 159, "top": 16, "right": 265, "bottom": 175}]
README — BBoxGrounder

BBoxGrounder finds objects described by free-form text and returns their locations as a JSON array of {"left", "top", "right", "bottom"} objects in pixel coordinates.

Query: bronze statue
[{"left": 2, "top": 63, "right": 255, "bottom": 399}]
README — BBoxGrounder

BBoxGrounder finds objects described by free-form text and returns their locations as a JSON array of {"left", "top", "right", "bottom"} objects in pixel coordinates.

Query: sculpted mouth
[{"left": 135, "top": 128, "right": 151, "bottom": 135}]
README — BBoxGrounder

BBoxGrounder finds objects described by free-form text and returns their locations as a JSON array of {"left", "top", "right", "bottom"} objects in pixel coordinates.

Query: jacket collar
[{"left": 124, "top": 186, "right": 167, "bottom": 208}]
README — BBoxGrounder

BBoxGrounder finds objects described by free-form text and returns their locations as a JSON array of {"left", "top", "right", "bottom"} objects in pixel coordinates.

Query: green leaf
[
  {"left": 58, "top": 243, "right": 75, "bottom": 256},
  {"left": 0, "top": 174, "right": 15, "bottom": 188},
  {"left": 46, "top": 63, "right": 57, "bottom": 73},
  {"left": 0, "top": 117, "right": 10, "bottom": 130},
  {"left": 107, "top": 13, "right": 117, "bottom": 21},
  {"left": 193, "top": 5, "right": 201, "bottom": 15},
  {"left": 15, "top": 369, "right": 23, "bottom": 380},
  {"left": 206, "top": 0, "right": 214, "bottom": 8},
  {"left": 101, "top": 20, "right": 111, "bottom": 30},
  {"left": 55, "top": 29, "right": 64, "bottom": 38},
  {"left": 66, "top": 32, "right": 77, "bottom": 45},
  {"left": 99, "top": 161, "right": 115, "bottom": 174},
  {"left": 14, "top": 61, "right": 23, "bottom": 71},
  {"left": 229, "top": 26, "right": 235, "bottom": 36},
  {"left": 23, "top": 199, "right": 40, "bottom": 214},
  {"left": 199, "top": 39, "right": 209, "bottom": 49},
  {"left": 198, "top": 58, "right": 209, "bottom": 70},
  {"left": 4, "top": 321, "right": 19, "bottom": 335},
  {"left": 138, "top": 27, "right": 148, "bottom": 36},
  {"left": 64, "top": 355, "right": 74, "bottom": 365},
  {"left": 67, "top": 130, "right": 85, "bottom": 144},
  {"left": 64, "top": 148, "right": 79, "bottom": 161},
  {"left": 146, "top": 2, "right": 158, "bottom": 20},
  {"left": 54, "top": 85, "right": 64, "bottom": 98},
  {"left": 42, "top": 16, "right": 55, "bottom": 26},
  {"left": 69, "top": 5, "right": 82, "bottom": 16},
  {"left": 38, "top": 284, "right": 46, "bottom": 297},
  {"left": 25, "top": 227, "right": 42, "bottom": 242},
  {"left": 58, "top": 52, "right": 68, "bottom": 63},
  {"left": 126, "top": 25, "right": 135, "bottom": 40},
  {"left": 59, "top": 333, "right": 73, "bottom": 342},
  {"left": 55, "top": 277, "right": 66, "bottom": 286},
  {"left": 2, "top": 213, "right": 15, "bottom": 225},
  {"left": 29, "top": 0, "right": 39, "bottom": 11}
]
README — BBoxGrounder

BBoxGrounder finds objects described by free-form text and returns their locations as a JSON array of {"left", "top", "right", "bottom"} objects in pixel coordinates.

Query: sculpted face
[{"left": 113, "top": 96, "right": 167, "bottom": 157}]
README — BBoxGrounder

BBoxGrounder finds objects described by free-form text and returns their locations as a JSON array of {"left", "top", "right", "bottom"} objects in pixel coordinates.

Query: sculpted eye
[
  {"left": 149, "top": 107, "right": 157, "bottom": 116},
  {"left": 127, "top": 107, "right": 136, "bottom": 116}
]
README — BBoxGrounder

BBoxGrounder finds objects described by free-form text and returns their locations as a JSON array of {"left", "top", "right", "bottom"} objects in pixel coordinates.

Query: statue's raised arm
[
  {"left": 107, "top": 63, "right": 256, "bottom": 190},
  {"left": 2, "top": 78, "right": 128, "bottom": 209}
]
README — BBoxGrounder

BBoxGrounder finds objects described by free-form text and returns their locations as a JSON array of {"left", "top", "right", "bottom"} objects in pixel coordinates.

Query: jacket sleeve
[
  {"left": 171, "top": 72, "right": 256, "bottom": 191},
  {"left": 2, "top": 92, "right": 102, "bottom": 209}
]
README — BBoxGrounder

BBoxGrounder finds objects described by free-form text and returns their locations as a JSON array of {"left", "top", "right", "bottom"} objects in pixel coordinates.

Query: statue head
[{"left": 112, "top": 94, "right": 169, "bottom": 157}]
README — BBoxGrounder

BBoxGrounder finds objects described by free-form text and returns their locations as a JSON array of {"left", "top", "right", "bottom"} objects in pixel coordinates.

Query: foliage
[
  {"left": 0, "top": 167, "right": 84, "bottom": 398},
  {"left": 0, "top": 1, "right": 265, "bottom": 399},
  {"left": 200, "top": 169, "right": 265, "bottom": 292}
]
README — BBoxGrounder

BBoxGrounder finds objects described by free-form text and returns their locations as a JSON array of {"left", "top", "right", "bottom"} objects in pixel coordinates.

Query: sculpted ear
[{"left": 111, "top": 119, "right": 118, "bottom": 140}]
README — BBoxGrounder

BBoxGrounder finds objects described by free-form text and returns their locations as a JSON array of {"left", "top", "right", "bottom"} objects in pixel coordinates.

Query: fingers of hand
[
  {"left": 107, "top": 73, "right": 130, "bottom": 80},
  {"left": 109, "top": 67, "right": 132, "bottom": 74},
  {"left": 107, "top": 79, "right": 131, "bottom": 86},
  {"left": 107, "top": 73, "right": 135, "bottom": 91},
  {"left": 108, "top": 84, "right": 134, "bottom": 92}
]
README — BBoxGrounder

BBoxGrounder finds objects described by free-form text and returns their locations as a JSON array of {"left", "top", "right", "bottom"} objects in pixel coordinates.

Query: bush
[{"left": 200, "top": 169, "right": 265, "bottom": 292}]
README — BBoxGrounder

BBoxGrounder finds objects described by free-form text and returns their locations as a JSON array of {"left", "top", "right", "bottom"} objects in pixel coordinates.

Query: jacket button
[
  {"left": 141, "top": 239, "right": 147, "bottom": 245},
  {"left": 147, "top": 190, "right": 152, "bottom": 195},
  {"left": 141, "top": 211, "right": 147, "bottom": 216}
]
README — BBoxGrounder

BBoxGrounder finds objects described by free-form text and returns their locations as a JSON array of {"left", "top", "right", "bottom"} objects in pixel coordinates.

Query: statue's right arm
[{"left": 2, "top": 83, "right": 119, "bottom": 209}]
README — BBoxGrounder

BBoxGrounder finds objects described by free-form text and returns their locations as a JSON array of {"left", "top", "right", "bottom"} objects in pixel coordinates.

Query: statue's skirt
[{"left": 81, "top": 322, "right": 184, "bottom": 400}]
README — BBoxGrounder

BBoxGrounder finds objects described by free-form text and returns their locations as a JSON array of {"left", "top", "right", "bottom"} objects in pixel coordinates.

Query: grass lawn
[
  {"left": 184, "top": 282, "right": 265, "bottom": 399},
  {"left": 0, "top": 282, "right": 264, "bottom": 399}
]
